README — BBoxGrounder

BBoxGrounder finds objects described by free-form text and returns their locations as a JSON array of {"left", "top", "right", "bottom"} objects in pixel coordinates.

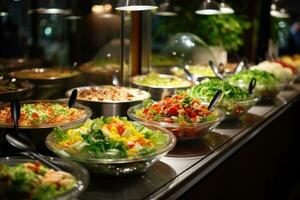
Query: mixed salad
[
  {"left": 0, "top": 102, "right": 87, "bottom": 127},
  {"left": 251, "top": 61, "right": 294, "bottom": 84},
  {"left": 52, "top": 117, "right": 169, "bottom": 159},
  {"left": 76, "top": 86, "right": 150, "bottom": 102},
  {"left": 0, "top": 162, "right": 76, "bottom": 200},
  {"left": 228, "top": 70, "right": 280, "bottom": 94},
  {"left": 134, "top": 93, "right": 218, "bottom": 124},
  {"left": 132, "top": 73, "right": 191, "bottom": 88},
  {"left": 189, "top": 79, "right": 257, "bottom": 118}
]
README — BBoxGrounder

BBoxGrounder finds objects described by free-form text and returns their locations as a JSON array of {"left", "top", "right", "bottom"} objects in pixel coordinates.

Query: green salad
[
  {"left": 189, "top": 79, "right": 251, "bottom": 102},
  {"left": 132, "top": 73, "right": 191, "bottom": 88},
  {"left": 228, "top": 70, "right": 280, "bottom": 90},
  {"left": 52, "top": 117, "right": 168, "bottom": 159},
  {"left": 0, "top": 162, "right": 76, "bottom": 200},
  {"left": 189, "top": 79, "right": 258, "bottom": 118}
]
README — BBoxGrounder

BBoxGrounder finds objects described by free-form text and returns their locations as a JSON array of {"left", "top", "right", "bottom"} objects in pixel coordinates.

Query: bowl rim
[
  {"left": 130, "top": 74, "right": 193, "bottom": 89},
  {"left": 9, "top": 68, "right": 80, "bottom": 81},
  {"left": 200, "top": 94, "right": 261, "bottom": 105},
  {"left": 65, "top": 85, "right": 151, "bottom": 104},
  {"left": 45, "top": 121, "right": 177, "bottom": 164},
  {"left": 0, "top": 79, "right": 33, "bottom": 95},
  {"left": 127, "top": 104, "right": 225, "bottom": 128},
  {"left": 0, "top": 155, "right": 89, "bottom": 200},
  {"left": 0, "top": 99, "right": 92, "bottom": 129}
]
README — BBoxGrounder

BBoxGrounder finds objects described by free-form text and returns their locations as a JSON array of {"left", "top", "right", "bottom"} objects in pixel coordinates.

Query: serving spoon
[
  {"left": 209, "top": 61, "right": 225, "bottom": 80},
  {"left": 248, "top": 78, "right": 256, "bottom": 95},
  {"left": 207, "top": 90, "right": 223, "bottom": 111},
  {"left": 68, "top": 89, "right": 78, "bottom": 108},
  {"left": 5, "top": 99, "right": 63, "bottom": 171}
]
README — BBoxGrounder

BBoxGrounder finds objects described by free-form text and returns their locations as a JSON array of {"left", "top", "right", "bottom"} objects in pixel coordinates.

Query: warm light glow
[
  {"left": 219, "top": 3, "right": 234, "bottom": 14},
  {"left": 270, "top": 10, "right": 289, "bottom": 18},
  {"left": 156, "top": 11, "right": 177, "bottom": 16},
  {"left": 92, "top": 4, "right": 112, "bottom": 14},
  {"left": 31, "top": 8, "right": 72, "bottom": 15},
  {"left": 195, "top": 9, "right": 220, "bottom": 15},
  {"left": 270, "top": 2, "right": 290, "bottom": 18},
  {"left": 0, "top": 12, "right": 8, "bottom": 16},
  {"left": 115, "top": 5, "right": 157, "bottom": 11}
]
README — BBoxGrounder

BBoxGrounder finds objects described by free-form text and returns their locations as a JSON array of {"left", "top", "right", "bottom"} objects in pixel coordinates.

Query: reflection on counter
[{"left": 81, "top": 161, "right": 176, "bottom": 200}]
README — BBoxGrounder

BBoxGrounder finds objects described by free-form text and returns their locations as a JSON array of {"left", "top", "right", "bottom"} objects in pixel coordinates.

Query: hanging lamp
[
  {"left": 156, "top": 0, "right": 178, "bottom": 16},
  {"left": 195, "top": 0, "right": 220, "bottom": 15},
  {"left": 219, "top": 1, "right": 234, "bottom": 14},
  {"left": 115, "top": 0, "right": 157, "bottom": 11}
]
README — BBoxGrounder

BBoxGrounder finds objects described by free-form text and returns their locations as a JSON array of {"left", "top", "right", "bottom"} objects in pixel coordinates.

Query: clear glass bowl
[
  {"left": 45, "top": 122, "right": 176, "bottom": 176},
  {"left": 229, "top": 80, "right": 285, "bottom": 102},
  {"left": 218, "top": 97, "right": 259, "bottom": 120},
  {"left": 127, "top": 104, "right": 225, "bottom": 142},
  {"left": 0, "top": 156, "right": 89, "bottom": 200},
  {"left": 199, "top": 95, "right": 260, "bottom": 120}
]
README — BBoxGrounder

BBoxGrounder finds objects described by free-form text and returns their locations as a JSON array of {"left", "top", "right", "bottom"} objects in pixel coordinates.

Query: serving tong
[{"left": 4, "top": 97, "right": 82, "bottom": 171}]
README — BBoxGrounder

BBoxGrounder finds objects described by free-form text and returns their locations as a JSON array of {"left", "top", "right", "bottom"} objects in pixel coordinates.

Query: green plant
[{"left": 154, "top": 12, "right": 251, "bottom": 52}]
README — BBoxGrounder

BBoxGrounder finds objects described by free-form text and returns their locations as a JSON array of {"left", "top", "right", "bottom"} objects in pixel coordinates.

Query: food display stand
[{"left": 77, "top": 85, "right": 300, "bottom": 200}]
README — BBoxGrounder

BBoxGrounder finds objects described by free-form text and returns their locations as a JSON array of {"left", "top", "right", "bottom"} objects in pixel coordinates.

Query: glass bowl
[
  {"left": 127, "top": 104, "right": 225, "bottom": 142},
  {"left": 0, "top": 156, "right": 89, "bottom": 200},
  {"left": 45, "top": 122, "right": 176, "bottom": 176},
  {"left": 229, "top": 80, "right": 285, "bottom": 102},
  {"left": 212, "top": 97, "right": 260, "bottom": 120}
]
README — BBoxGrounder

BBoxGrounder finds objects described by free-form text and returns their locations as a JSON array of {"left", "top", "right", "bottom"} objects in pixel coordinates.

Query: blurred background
[{"left": 0, "top": 0, "right": 299, "bottom": 71}]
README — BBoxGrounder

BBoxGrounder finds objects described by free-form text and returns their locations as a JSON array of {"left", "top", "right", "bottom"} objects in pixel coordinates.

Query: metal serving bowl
[
  {"left": 0, "top": 79, "right": 33, "bottom": 102},
  {"left": 9, "top": 68, "right": 80, "bottom": 85},
  {"left": 130, "top": 74, "right": 193, "bottom": 101},
  {"left": 9, "top": 68, "right": 81, "bottom": 99},
  {"left": 0, "top": 99, "right": 92, "bottom": 153},
  {"left": 65, "top": 85, "right": 151, "bottom": 117}
]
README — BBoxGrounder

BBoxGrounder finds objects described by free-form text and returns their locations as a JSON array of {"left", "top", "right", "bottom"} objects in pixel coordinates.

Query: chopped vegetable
[
  {"left": 0, "top": 102, "right": 86, "bottom": 127},
  {"left": 133, "top": 73, "right": 191, "bottom": 87},
  {"left": 135, "top": 93, "right": 218, "bottom": 124},
  {"left": 228, "top": 70, "right": 280, "bottom": 91},
  {"left": 189, "top": 79, "right": 257, "bottom": 118},
  {"left": 52, "top": 117, "right": 168, "bottom": 159},
  {"left": 0, "top": 162, "right": 76, "bottom": 200}
]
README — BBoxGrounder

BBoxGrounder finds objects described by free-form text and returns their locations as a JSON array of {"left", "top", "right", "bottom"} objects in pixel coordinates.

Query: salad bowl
[
  {"left": 130, "top": 73, "right": 192, "bottom": 101},
  {"left": 45, "top": 117, "right": 176, "bottom": 176},
  {"left": 0, "top": 99, "right": 92, "bottom": 153},
  {"left": 0, "top": 156, "right": 89, "bottom": 200},
  {"left": 189, "top": 79, "right": 260, "bottom": 120},
  {"left": 227, "top": 70, "right": 284, "bottom": 102},
  {"left": 128, "top": 93, "right": 225, "bottom": 141}
]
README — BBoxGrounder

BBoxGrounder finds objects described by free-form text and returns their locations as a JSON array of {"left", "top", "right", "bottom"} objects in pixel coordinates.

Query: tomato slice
[
  {"left": 127, "top": 141, "right": 135, "bottom": 149},
  {"left": 117, "top": 125, "right": 125, "bottom": 135}
]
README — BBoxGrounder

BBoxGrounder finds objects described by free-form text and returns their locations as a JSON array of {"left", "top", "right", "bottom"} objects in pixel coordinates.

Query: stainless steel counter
[{"left": 80, "top": 85, "right": 300, "bottom": 200}]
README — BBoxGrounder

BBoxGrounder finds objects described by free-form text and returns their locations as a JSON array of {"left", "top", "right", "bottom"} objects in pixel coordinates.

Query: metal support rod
[
  {"left": 120, "top": 11, "right": 125, "bottom": 85},
  {"left": 130, "top": 11, "right": 142, "bottom": 76}
]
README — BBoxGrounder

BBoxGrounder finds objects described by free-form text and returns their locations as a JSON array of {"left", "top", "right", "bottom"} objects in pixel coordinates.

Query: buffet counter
[{"left": 78, "top": 85, "right": 300, "bottom": 200}]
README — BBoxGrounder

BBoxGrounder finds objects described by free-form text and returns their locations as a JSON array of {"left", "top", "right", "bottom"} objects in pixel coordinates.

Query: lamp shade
[
  {"left": 156, "top": 1, "right": 178, "bottom": 16},
  {"left": 270, "top": 2, "right": 289, "bottom": 18},
  {"left": 115, "top": 0, "right": 157, "bottom": 11},
  {"left": 0, "top": 2, "right": 9, "bottom": 17},
  {"left": 219, "top": 2, "right": 234, "bottom": 14},
  {"left": 195, "top": 0, "right": 220, "bottom": 15}
]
